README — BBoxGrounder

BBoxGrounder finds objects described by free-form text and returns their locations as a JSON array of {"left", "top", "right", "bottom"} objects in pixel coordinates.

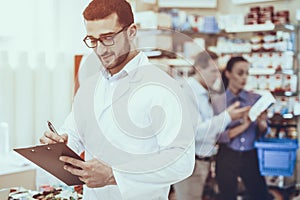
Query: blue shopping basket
[{"left": 254, "top": 138, "right": 298, "bottom": 176}]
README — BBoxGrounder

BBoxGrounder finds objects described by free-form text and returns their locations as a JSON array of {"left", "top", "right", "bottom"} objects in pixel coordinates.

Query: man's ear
[
  {"left": 225, "top": 70, "right": 230, "bottom": 79},
  {"left": 127, "top": 24, "right": 137, "bottom": 38}
]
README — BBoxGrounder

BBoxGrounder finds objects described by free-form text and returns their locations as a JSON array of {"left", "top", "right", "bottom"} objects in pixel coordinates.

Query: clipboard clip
[{"left": 30, "top": 146, "right": 51, "bottom": 153}]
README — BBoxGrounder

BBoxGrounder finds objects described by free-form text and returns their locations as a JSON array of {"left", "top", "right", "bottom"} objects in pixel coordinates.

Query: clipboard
[{"left": 14, "top": 143, "right": 84, "bottom": 186}]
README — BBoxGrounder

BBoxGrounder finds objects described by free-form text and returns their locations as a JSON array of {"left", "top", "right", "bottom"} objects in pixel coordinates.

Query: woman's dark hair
[
  {"left": 222, "top": 56, "right": 248, "bottom": 89},
  {"left": 83, "top": 0, "right": 134, "bottom": 27}
]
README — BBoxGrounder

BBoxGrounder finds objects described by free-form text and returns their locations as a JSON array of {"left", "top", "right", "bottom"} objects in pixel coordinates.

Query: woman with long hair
[{"left": 213, "top": 56, "right": 271, "bottom": 200}]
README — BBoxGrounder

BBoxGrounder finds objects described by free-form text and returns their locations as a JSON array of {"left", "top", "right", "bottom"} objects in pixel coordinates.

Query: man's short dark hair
[
  {"left": 194, "top": 51, "right": 218, "bottom": 69},
  {"left": 83, "top": 0, "right": 134, "bottom": 27}
]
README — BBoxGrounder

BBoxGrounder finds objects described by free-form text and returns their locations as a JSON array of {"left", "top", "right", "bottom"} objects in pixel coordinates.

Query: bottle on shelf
[
  {"left": 258, "top": 75, "right": 267, "bottom": 90},
  {"left": 278, "top": 128, "right": 286, "bottom": 138},
  {"left": 280, "top": 97, "right": 288, "bottom": 115},
  {"left": 273, "top": 74, "right": 282, "bottom": 93},
  {"left": 287, "top": 127, "right": 297, "bottom": 139},
  {"left": 273, "top": 52, "right": 282, "bottom": 71}
]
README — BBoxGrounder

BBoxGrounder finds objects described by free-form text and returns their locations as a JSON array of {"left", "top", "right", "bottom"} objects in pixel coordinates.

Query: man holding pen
[{"left": 40, "top": 0, "right": 195, "bottom": 199}]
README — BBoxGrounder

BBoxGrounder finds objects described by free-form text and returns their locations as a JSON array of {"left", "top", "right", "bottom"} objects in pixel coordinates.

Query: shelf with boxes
[
  {"left": 215, "top": 26, "right": 295, "bottom": 67},
  {"left": 210, "top": 23, "right": 299, "bottom": 141},
  {"left": 221, "top": 7, "right": 300, "bottom": 188},
  {"left": 141, "top": 26, "right": 299, "bottom": 123},
  {"left": 149, "top": 3, "right": 300, "bottom": 193},
  {"left": 151, "top": 5, "right": 296, "bottom": 78}
]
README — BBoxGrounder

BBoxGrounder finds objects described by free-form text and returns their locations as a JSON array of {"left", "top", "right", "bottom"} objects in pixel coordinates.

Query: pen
[{"left": 47, "top": 120, "right": 58, "bottom": 133}]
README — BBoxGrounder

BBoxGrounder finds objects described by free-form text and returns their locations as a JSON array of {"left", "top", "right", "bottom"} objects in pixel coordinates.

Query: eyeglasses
[{"left": 83, "top": 26, "right": 129, "bottom": 48}]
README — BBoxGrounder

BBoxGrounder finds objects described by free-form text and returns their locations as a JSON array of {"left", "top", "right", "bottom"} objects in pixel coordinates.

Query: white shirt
[
  {"left": 185, "top": 77, "right": 231, "bottom": 157},
  {"left": 59, "top": 52, "right": 195, "bottom": 200}
]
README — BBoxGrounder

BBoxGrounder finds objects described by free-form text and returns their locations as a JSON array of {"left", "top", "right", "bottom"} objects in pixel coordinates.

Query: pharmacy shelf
[
  {"left": 216, "top": 51, "right": 295, "bottom": 55},
  {"left": 249, "top": 69, "right": 295, "bottom": 75},
  {"left": 158, "top": 0, "right": 217, "bottom": 8},
  {"left": 249, "top": 68, "right": 276, "bottom": 75},
  {"left": 225, "top": 23, "right": 295, "bottom": 33},
  {"left": 225, "top": 23, "right": 275, "bottom": 33}
]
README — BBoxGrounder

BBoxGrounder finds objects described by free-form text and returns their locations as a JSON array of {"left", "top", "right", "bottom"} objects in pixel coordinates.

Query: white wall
[{"left": 0, "top": 0, "right": 93, "bottom": 149}]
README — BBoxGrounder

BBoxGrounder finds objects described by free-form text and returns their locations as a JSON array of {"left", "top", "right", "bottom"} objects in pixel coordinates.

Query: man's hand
[
  {"left": 40, "top": 131, "right": 68, "bottom": 144},
  {"left": 59, "top": 156, "right": 117, "bottom": 188},
  {"left": 227, "top": 101, "right": 251, "bottom": 121}
]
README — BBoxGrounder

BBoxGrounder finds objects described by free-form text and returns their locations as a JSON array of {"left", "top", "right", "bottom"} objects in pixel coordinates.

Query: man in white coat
[
  {"left": 40, "top": 0, "right": 195, "bottom": 199},
  {"left": 174, "top": 51, "right": 250, "bottom": 200}
]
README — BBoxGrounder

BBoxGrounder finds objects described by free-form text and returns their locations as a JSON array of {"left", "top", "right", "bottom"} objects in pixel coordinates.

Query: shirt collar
[
  {"left": 100, "top": 51, "right": 147, "bottom": 81},
  {"left": 226, "top": 88, "right": 248, "bottom": 103},
  {"left": 189, "top": 77, "right": 208, "bottom": 95}
]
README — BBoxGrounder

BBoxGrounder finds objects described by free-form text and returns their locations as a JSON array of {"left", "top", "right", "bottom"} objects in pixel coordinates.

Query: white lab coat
[
  {"left": 185, "top": 77, "right": 231, "bottom": 157},
  {"left": 59, "top": 52, "right": 195, "bottom": 200}
]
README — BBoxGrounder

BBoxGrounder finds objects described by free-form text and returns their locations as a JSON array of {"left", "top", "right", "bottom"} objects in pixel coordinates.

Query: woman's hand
[
  {"left": 228, "top": 112, "right": 251, "bottom": 139},
  {"left": 256, "top": 111, "right": 268, "bottom": 133},
  {"left": 242, "top": 112, "right": 251, "bottom": 127}
]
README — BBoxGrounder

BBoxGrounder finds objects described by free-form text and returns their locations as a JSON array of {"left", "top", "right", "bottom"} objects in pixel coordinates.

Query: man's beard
[
  {"left": 104, "top": 51, "right": 130, "bottom": 70},
  {"left": 99, "top": 37, "right": 131, "bottom": 70}
]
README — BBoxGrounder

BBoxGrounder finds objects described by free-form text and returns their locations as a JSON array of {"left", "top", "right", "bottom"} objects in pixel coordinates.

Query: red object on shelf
[{"left": 74, "top": 55, "right": 83, "bottom": 95}]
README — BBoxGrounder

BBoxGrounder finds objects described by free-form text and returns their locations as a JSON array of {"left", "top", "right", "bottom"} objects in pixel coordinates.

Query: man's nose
[{"left": 95, "top": 41, "right": 108, "bottom": 55}]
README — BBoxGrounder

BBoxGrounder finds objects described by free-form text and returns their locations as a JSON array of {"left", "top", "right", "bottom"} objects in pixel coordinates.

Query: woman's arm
[{"left": 228, "top": 115, "right": 251, "bottom": 139}]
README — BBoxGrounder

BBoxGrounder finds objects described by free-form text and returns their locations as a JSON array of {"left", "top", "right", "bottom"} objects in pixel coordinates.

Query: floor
[
  {"left": 167, "top": 164, "right": 300, "bottom": 200},
  {"left": 168, "top": 185, "right": 300, "bottom": 200}
]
